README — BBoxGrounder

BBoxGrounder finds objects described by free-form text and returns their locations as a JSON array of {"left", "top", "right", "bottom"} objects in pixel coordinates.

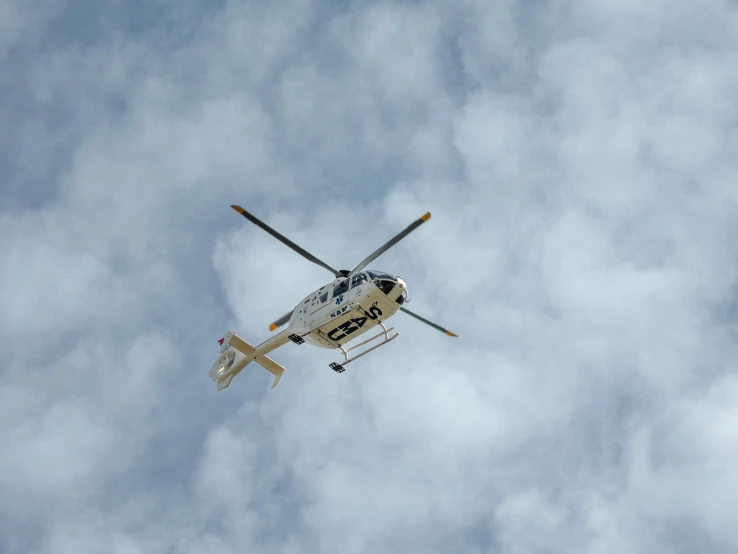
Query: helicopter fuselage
[{"left": 290, "top": 270, "right": 407, "bottom": 348}]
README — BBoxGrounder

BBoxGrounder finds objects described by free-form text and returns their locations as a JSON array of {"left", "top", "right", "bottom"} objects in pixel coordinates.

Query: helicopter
[{"left": 209, "top": 205, "right": 457, "bottom": 391}]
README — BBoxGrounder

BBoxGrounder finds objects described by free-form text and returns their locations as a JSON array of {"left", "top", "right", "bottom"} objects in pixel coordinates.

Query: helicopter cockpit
[
  {"left": 328, "top": 271, "right": 408, "bottom": 304},
  {"left": 366, "top": 270, "right": 408, "bottom": 304}
]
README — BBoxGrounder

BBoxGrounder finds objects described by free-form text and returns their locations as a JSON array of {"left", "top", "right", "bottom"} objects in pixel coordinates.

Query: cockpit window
[
  {"left": 333, "top": 280, "right": 349, "bottom": 297},
  {"left": 396, "top": 287, "right": 408, "bottom": 305},
  {"left": 350, "top": 273, "right": 368, "bottom": 289},
  {"left": 368, "top": 271, "right": 396, "bottom": 295},
  {"left": 367, "top": 271, "right": 395, "bottom": 281},
  {"left": 320, "top": 292, "right": 329, "bottom": 303}
]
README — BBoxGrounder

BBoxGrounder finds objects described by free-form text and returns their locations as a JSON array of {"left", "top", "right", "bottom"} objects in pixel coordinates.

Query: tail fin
[
  {"left": 210, "top": 331, "right": 285, "bottom": 390},
  {"left": 254, "top": 355, "right": 285, "bottom": 388},
  {"left": 217, "top": 373, "right": 236, "bottom": 391}
]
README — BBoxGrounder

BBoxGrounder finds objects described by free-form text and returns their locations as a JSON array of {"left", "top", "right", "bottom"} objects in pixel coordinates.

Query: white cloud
[
  {"left": 2, "top": 0, "right": 738, "bottom": 553},
  {"left": 0, "top": 0, "right": 62, "bottom": 61}
]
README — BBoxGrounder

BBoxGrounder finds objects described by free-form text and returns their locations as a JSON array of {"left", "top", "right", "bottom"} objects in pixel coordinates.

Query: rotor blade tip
[
  {"left": 421, "top": 212, "right": 431, "bottom": 222},
  {"left": 446, "top": 331, "right": 458, "bottom": 337},
  {"left": 269, "top": 323, "right": 279, "bottom": 332},
  {"left": 231, "top": 205, "right": 245, "bottom": 214}
]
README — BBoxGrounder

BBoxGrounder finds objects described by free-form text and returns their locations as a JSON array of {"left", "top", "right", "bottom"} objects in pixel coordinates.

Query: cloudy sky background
[{"left": 2, "top": 0, "right": 738, "bottom": 552}]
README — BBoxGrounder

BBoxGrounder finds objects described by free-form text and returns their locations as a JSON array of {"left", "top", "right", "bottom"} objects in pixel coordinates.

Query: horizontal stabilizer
[
  {"left": 255, "top": 355, "right": 285, "bottom": 388},
  {"left": 227, "top": 333, "right": 256, "bottom": 355}
]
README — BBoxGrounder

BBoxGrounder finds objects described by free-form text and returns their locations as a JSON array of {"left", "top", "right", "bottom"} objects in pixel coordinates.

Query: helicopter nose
[{"left": 394, "top": 277, "right": 407, "bottom": 303}]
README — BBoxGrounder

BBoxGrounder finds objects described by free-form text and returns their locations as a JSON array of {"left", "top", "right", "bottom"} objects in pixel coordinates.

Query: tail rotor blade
[
  {"left": 348, "top": 212, "right": 431, "bottom": 276},
  {"left": 400, "top": 307, "right": 457, "bottom": 337},
  {"left": 231, "top": 205, "right": 342, "bottom": 278}
]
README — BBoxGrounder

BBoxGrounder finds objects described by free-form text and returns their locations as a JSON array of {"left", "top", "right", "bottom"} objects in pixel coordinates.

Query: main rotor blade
[
  {"left": 269, "top": 310, "right": 293, "bottom": 332},
  {"left": 348, "top": 212, "right": 431, "bottom": 276},
  {"left": 400, "top": 307, "right": 458, "bottom": 337},
  {"left": 231, "top": 205, "right": 342, "bottom": 278}
]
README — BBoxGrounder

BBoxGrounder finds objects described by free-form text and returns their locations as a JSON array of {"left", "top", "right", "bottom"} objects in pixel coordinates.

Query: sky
[{"left": 2, "top": 0, "right": 738, "bottom": 552}]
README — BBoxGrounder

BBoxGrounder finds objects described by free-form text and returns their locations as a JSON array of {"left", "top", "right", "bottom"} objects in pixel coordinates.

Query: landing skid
[{"left": 329, "top": 321, "right": 399, "bottom": 372}]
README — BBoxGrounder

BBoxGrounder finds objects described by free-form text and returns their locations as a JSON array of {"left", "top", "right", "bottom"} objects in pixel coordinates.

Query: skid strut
[{"left": 329, "top": 321, "right": 399, "bottom": 373}]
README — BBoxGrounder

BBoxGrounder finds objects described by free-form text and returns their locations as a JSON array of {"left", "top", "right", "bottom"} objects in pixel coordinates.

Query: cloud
[{"left": 2, "top": 0, "right": 738, "bottom": 553}]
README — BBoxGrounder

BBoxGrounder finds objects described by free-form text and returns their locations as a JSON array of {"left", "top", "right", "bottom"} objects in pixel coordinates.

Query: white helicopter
[{"left": 209, "top": 205, "right": 457, "bottom": 391}]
